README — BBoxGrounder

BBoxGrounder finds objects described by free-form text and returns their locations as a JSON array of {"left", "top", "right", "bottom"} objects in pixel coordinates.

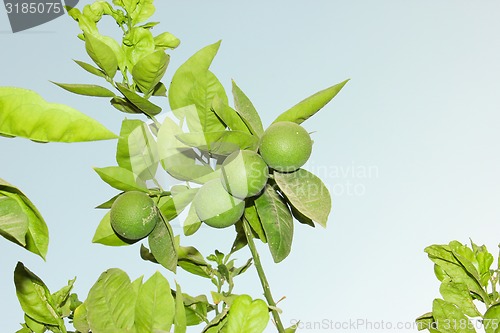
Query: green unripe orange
[
  {"left": 193, "top": 179, "right": 245, "bottom": 228},
  {"left": 110, "top": 191, "right": 160, "bottom": 241},
  {"left": 259, "top": 121, "right": 312, "bottom": 172},
  {"left": 220, "top": 150, "right": 269, "bottom": 199}
]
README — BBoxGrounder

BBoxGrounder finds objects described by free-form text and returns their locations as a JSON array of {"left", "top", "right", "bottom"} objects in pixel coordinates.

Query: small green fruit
[
  {"left": 259, "top": 121, "right": 312, "bottom": 172},
  {"left": 220, "top": 150, "right": 269, "bottom": 199},
  {"left": 110, "top": 191, "right": 160, "bottom": 241},
  {"left": 193, "top": 179, "right": 245, "bottom": 228}
]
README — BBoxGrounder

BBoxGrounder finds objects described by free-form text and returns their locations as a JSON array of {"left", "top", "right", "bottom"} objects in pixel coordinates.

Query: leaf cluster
[{"left": 416, "top": 240, "right": 500, "bottom": 333}]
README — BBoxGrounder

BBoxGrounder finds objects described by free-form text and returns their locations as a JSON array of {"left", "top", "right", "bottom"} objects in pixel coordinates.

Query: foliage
[
  {"left": 416, "top": 240, "right": 500, "bottom": 333},
  {"left": 0, "top": 0, "right": 348, "bottom": 332}
]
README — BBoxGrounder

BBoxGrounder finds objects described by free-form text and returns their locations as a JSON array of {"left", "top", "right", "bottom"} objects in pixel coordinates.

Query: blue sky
[{"left": 1, "top": 1, "right": 500, "bottom": 332}]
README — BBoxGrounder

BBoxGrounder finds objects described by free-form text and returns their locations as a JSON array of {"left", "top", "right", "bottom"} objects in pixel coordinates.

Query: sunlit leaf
[
  {"left": 132, "top": 50, "right": 169, "bottom": 95},
  {"left": 116, "top": 119, "right": 159, "bottom": 181},
  {"left": 84, "top": 33, "right": 118, "bottom": 78},
  {"left": 85, "top": 269, "right": 137, "bottom": 332},
  {"left": 274, "top": 169, "right": 331, "bottom": 227},
  {"left": 93, "top": 166, "right": 148, "bottom": 192},
  {"left": 14, "top": 263, "right": 60, "bottom": 326},
  {"left": 0, "top": 179, "right": 48, "bottom": 259},
  {"left": 254, "top": 185, "right": 293, "bottom": 263},
  {"left": 51, "top": 82, "right": 115, "bottom": 97},
  {"left": 175, "top": 283, "right": 187, "bottom": 333},
  {"left": 169, "top": 41, "right": 227, "bottom": 133},
  {"left": 0, "top": 87, "right": 117, "bottom": 142},
  {"left": 148, "top": 219, "right": 177, "bottom": 272},
  {"left": 176, "top": 131, "right": 258, "bottom": 156},
  {"left": 116, "top": 83, "right": 162, "bottom": 117},
  {"left": 92, "top": 211, "right": 134, "bottom": 247},
  {"left": 135, "top": 271, "right": 175, "bottom": 333},
  {"left": 226, "top": 295, "right": 269, "bottom": 333},
  {"left": 232, "top": 81, "right": 264, "bottom": 137},
  {"left": 273, "top": 79, "right": 349, "bottom": 124}
]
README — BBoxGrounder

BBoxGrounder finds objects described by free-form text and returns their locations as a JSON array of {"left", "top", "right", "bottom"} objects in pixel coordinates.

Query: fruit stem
[{"left": 242, "top": 218, "right": 286, "bottom": 333}]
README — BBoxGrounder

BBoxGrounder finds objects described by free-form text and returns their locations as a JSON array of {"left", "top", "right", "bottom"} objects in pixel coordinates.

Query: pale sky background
[{"left": 1, "top": 1, "right": 500, "bottom": 332}]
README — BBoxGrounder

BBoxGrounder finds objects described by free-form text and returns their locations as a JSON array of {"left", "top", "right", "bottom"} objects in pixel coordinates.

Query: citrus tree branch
[{"left": 242, "top": 218, "right": 285, "bottom": 333}]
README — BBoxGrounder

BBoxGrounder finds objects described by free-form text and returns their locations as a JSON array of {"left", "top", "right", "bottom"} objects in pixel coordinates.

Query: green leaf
[
  {"left": 154, "top": 32, "right": 180, "bottom": 49},
  {"left": 432, "top": 299, "right": 476, "bottom": 333},
  {"left": 290, "top": 203, "right": 315, "bottom": 228},
  {"left": 435, "top": 264, "right": 449, "bottom": 282},
  {"left": 255, "top": 185, "right": 293, "bottom": 263},
  {"left": 152, "top": 82, "right": 167, "bottom": 97},
  {"left": 73, "top": 302, "right": 90, "bottom": 333},
  {"left": 175, "top": 283, "right": 187, "bottom": 333},
  {"left": 183, "top": 204, "right": 202, "bottom": 236},
  {"left": 175, "top": 131, "right": 259, "bottom": 156},
  {"left": 212, "top": 95, "right": 252, "bottom": 133},
  {"left": 0, "top": 87, "right": 117, "bottom": 142},
  {"left": 157, "top": 116, "right": 216, "bottom": 183},
  {"left": 116, "top": 83, "right": 162, "bottom": 117},
  {"left": 110, "top": 96, "right": 142, "bottom": 114},
  {"left": 0, "top": 192, "right": 29, "bottom": 246},
  {"left": 14, "top": 262, "right": 60, "bottom": 326},
  {"left": 15, "top": 324, "right": 33, "bottom": 333},
  {"left": 484, "top": 303, "right": 500, "bottom": 333},
  {"left": 203, "top": 310, "right": 228, "bottom": 333},
  {"left": 123, "top": 27, "right": 155, "bottom": 70},
  {"left": 471, "top": 241, "right": 494, "bottom": 287},
  {"left": 51, "top": 278, "right": 76, "bottom": 310},
  {"left": 92, "top": 211, "right": 134, "bottom": 246},
  {"left": 135, "top": 271, "right": 175, "bottom": 333},
  {"left": 232, "top": 80, "right": 264, "bottom": 137},
  {"left": 211, "top": 292, "right": 239, "bottom": 307},
  {"left": 231, "top": 258, "right": 253, "bottom": 278},
  {"left": 415, "top": 312, "right": 436, "bottom": 332},
  {"left": 132, "top": 50, "right": 169, "bottom": 95},
  {"left": 95, "top": 192, "right": 121, "bottom": 209},
  {"left": 183, "top": 295, "right": 211, "bottom": 327},
  {"left": 231, "top": 221, "right": 248, "bottom": 254},
  {"left": 130, "top": 0, "right": 155, "bottom": 24},
  {"left": 140, "top": 244, "right": 158, "bottom": 264},
  {"left": 169, "top": 41, "right": 227, "bottom": 133},
  {"left": 93, "top": 166, "right": 148, "bottom": 192},
  {"left": 67, "top": 6, "right": 98, "bottom": 36},
  {"left": 285, "top": 325, "right": 298, "bottom": 333},
  {"left": 73, "top": 59, "right": 107, "bottom": 79},
  {"left": 244, "top": 202, "right": 266, "bottom": 243},
  {"left": 148, "top": 219, "right": 177, "bottom": 272},
  {"left": 425, "top": 245, "right": 489, "bottom": 303},
  {"left": 24, "top": 314, "right": 45, "bottom": 333},
  {"left": 116, "top": 119, "right": 159, "bottom": 181},
  {"left": 177, "top": 245, "right": 212, "bottom": 278},
  {"left": 84, "top": 33, "right": 118, "bottom": 78},
  {"left": 86, "top": 268, "right": 137, "bottom": 332},
  {"left": 272, "top": 79, "right": 349, "bottom": 124},
  {"left": 159, "top": 189, "right": 198, "bottom": 221},
  {"left": 226, "top": 295, "right": 269, "bottom": 333},
  {"left": 439, "top": 281, "right": 481, "bottom": 317},
  {"left": 51, "top": 82, "right": 115, "bottom": 97},
  {"left": 0, "top": 180, "right": 48, "bottom": 259},
  {"left": 449, "top": 241, "right": 482, "bottom": 285},
  {"left": 274, "top": 169, "right": 331, "bottom": 228}
]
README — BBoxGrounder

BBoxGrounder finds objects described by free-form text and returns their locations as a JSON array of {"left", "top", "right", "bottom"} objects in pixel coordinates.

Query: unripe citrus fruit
[
  {"left": 259, "top": 121, "right": 312, "bottom": 172},
  {"left": 220, "top": 150, "right": 269, "bottom": 199},
  {"left": 193, "top": 179, "right": 245, "bottom": 228},
  {"left": 110, "top": 191, "right": 160, "bottom": 241}
]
